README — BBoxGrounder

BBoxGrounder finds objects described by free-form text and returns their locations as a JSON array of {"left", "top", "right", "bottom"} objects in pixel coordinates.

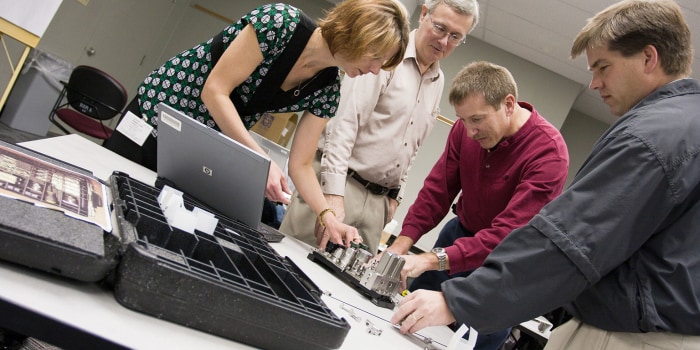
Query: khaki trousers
[
  {"left": 279, "top": 153, "right": 389, "bottom": 254},
  {"left": 545, "top": 318, "right": 700, "bottom": 350}
]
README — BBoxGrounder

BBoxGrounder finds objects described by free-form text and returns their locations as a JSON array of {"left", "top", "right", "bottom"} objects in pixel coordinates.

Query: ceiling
[
  {"left": 328, "top": 0, "right": 700, "bottom": 125},
  {"left": 470, "top": 0, "right": 700, "bottom": 125}
]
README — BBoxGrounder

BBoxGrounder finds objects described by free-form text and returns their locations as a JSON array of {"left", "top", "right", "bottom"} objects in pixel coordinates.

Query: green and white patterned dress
[{"left": 136, "top": 3, "right": 341, "bottom": 137}]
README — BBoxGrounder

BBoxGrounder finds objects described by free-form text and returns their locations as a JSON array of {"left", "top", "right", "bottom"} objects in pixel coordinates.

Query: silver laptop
[
  {"left": 249, "top": 131, "right": 295, "bottom": 193},
  {"left": 156, "top": 103, "right": 270, "bottom": 230},
  {"left": 250, "top": 131, "right": 290, "bottom": 173}
]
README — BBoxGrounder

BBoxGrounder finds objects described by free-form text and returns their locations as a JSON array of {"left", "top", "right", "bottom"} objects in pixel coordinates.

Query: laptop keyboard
[{"left": 258, "top": 222, "right": 286, "bottom": 243}]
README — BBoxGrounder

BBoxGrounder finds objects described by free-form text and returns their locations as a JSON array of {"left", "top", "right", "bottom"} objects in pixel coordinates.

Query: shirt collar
[{"left": 405, "top": 30, "right": 442, "bottom": 81}]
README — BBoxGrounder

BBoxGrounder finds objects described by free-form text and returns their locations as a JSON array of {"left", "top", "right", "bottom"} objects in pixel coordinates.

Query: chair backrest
[{"left": 64, "top": 65, "right": 128, "bottom": 121}]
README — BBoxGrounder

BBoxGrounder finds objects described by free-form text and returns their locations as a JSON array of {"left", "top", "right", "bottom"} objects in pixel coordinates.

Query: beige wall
[
  {"left": 15, "top": 0, "right": 611, "bottom": 251},
  {"left": 560, "top": 109, "right": 610, "bottom": 186}
]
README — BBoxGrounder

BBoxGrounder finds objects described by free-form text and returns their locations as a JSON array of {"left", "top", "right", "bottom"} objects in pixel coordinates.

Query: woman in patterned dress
[{"left": 104, "top": 0, "right": 410, "bottom": 247}]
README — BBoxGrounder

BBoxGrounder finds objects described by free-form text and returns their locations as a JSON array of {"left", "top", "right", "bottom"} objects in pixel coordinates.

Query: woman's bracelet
[{"left": 318, "top": 208, "right": 336, "bottom": 228}]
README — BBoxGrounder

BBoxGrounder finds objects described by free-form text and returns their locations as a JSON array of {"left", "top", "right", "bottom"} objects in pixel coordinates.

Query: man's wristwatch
[{"left": 431, "top": 247, "right": 447, "bottom": 271}]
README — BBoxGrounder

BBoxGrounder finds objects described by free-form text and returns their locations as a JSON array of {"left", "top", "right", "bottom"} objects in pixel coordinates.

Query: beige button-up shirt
[{"left": 318, "top": 31, "right": 443, "bottom": 201}]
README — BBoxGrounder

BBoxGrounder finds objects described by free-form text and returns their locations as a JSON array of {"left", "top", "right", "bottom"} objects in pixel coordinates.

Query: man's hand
[
  {"left": 388, "top": 198, "right": 399, "bottom": 222},
  {"left": 391, "top": 289, "right": 456, "bottom": 334},
  {"left": 372, "top": 234, "right": 413, "bottom": 268},
  {"left": 372, "top": 235, "right": 420, "bottom": 289},
  {"left": 384, "top": 235, "right": 413, "bottom": 256},
  {"left": 398, "top": 253, "right": 438, "bottom": 290}
]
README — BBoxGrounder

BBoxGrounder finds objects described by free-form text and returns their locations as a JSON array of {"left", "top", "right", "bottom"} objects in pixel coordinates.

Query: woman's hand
[
  {"left": 265, "top": 160, "right": 291, "bottom": 204},
  {"left": 315, "top": 210, "right": 362, "bottom": 249}
]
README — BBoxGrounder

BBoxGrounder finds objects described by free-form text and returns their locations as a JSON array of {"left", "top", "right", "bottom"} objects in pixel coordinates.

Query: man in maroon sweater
[{"left": 384, "top": 61, "right": 569, "bottom": 350}]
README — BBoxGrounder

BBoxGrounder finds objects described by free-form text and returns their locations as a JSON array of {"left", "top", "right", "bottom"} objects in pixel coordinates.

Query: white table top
[{"left": 3, "top": 134, "right": 458, "bottom": 350}]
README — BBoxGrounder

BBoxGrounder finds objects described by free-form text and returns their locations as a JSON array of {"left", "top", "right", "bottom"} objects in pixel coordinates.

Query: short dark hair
[
  {"left": 570, "top": 0, "right": 692, "bottom": 77},
  {"left": 449, "top": 61, "right": 518, "bottom": 110}
]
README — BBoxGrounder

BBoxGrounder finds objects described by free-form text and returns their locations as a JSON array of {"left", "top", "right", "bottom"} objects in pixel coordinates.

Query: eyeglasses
[{"left": 427, "top": 16, "right": 466, "bottom": 46}]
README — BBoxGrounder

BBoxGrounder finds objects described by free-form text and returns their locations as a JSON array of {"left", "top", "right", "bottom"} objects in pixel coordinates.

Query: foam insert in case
[{"left": 110, "top": 174, "right": 350, "bottom": 350}]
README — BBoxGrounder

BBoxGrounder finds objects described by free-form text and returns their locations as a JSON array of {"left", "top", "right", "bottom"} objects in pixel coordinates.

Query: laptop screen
[
  {"left": 156, "top": 103, "right": 270, "bottom": 229},
  {"left": 250, "top": 131, "right": 289, "bottom": 173}
]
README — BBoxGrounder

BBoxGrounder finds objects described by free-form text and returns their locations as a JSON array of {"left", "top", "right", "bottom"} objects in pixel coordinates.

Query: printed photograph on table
[{"left": 0, "top": 145, "right": 111, "bottom": 231}]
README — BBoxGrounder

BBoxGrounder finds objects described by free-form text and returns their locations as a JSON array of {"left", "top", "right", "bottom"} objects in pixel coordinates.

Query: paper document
[{"left": 0, "top": 144, "right": 112, "bottom": 232}]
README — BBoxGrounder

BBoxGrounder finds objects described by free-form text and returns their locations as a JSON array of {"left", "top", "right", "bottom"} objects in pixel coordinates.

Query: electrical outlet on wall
[{"left": 76, "top": 0, "right": 90, "bottom": 6}]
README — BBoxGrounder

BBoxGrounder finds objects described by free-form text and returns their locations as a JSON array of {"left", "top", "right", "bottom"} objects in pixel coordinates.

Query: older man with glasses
[
  {"left": 281, "top": 0, "right": 477, "bottom": 259},
  {"left": 427, "top": 15, "right": 468, "bottom": 45}
]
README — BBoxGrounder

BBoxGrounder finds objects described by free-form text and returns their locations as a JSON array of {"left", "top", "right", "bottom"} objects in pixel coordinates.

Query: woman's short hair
[{"left": 319, "top": 0, "right": 410, "bottom": 70}]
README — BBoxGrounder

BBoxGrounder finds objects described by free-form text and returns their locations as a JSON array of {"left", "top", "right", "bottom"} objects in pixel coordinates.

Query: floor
[{"left": 0, "top": 121, "right": 53, "bottom": 144}]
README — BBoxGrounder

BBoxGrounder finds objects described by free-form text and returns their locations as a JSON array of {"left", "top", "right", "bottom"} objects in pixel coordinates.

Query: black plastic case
[
  {"left": 0, "top": 141, "right": 350, "bottom": 350},
  {"left": 110, "top": 173, "right": 349, "bottom": 350}
]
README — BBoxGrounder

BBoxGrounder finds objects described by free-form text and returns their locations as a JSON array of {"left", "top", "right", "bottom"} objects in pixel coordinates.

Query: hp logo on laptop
[{"left": 202, "top": 166, "right": 213, "bottom": 176}]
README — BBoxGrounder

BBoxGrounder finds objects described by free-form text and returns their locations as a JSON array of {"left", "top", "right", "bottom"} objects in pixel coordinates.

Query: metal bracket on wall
[{"left": 437, "top": 115, "right": 455, "bottom": 126}]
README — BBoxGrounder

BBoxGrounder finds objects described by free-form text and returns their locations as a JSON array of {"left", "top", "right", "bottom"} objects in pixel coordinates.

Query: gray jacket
[{"left": 443, "top": 78, "right": 700, "bottom": 335}]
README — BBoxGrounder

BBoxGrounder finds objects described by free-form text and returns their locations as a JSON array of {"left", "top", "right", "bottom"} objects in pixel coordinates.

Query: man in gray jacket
[{"left": 391, "top": 1, "right": 700, "bottom": 349}]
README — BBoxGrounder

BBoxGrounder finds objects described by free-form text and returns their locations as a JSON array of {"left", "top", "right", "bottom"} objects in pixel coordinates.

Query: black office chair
[{"left": 48, "top": 65, "right": 128, "bottom": 143}]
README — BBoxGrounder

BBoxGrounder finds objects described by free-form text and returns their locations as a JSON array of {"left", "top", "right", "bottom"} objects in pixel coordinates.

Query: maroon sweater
[{"left": 400, "top": 102, "right": 569, "bottom": 272}]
